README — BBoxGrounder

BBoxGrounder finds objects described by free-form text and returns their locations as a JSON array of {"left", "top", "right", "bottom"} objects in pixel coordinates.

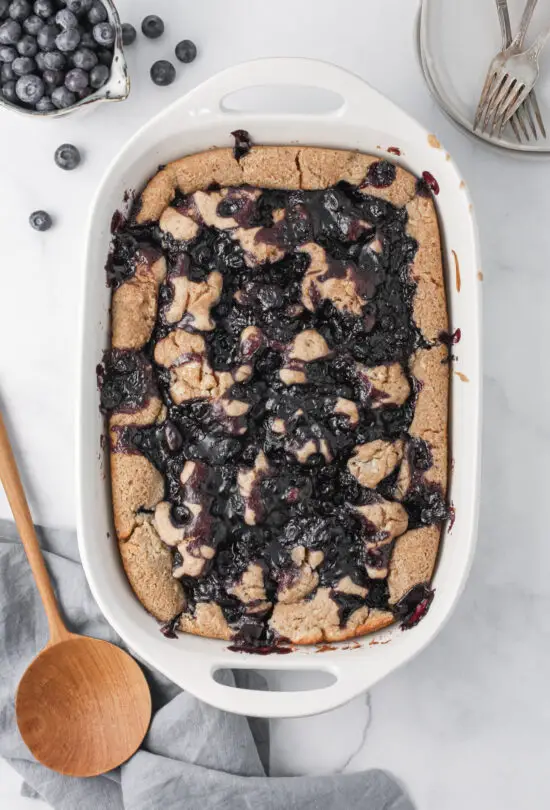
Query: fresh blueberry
[
  {"left": 64, "top": 66, "right": 86, "bottom": 91},
  {"left": 42, "top": 66, "right": 62, "bottom": 89},
  {"left": 0, "top": 59, "right": 14, "bottom": 79},
  {"left": 0, "top": 0, "right": 8, "bottom": 18},
  {"left": 175, "top": 39, "right": 196, "bottom": 63},
  {"left": 88, "top": 61, "right": 107, "bottom": 87},
  {"left": 1, "top": 77, "right": 15, "bottom": 99},
  {"left": 17, "top": 34, "right": 38, "bottom": 56},
  {"left": 12, "top": 55, "right": 35, "bottom": 74},
  {"left": 33, "top": 0, "right": 53, "bottom": 19},
  {"left": 56, "top": 27, "right": 79, "bottom": 51},
  {"left": 9, "top": 0, "right": 31, "bottom": 21},
  {"left": 43, "top": 48, "right": 64, "bottom": 68},
  {"left": 92, "top": 21, "right": 113, "bottom": 46},
  {"left": 30, "top": 210, "right": 52, "bottom": 231},
  {"left": 0, "top": 19, "right": 21, "bottom": 44},
  {"left": 55, "top": 8, "right": 77, "bottom": 29},
  {"left": 15, "top": 72, "right": 43, "bottom": 102},
  {"left": 96, "top": 46, "right": 111, "bottom": 66},
  {"left": 0, "top": 43, "right": 15, "bottom": 60},
  {"left": 71, "top": 46, "right": 95, "bottom": 69},
  {"left": 150, "top": 59, "right": 175, "bottom": 86},
  {"left": 87, "top": 0, "right": 106, "bottom": 25},
  {"left": 54, "top": 142, "right": 80, "bottom": 169},
  {"left": 23, "top": 13, "right": 42, "bottom": 34},
  {"left": 79, "top": 30, "right": 95, "bottom": 48},
  {"left": 141, "top": 14, "right": 163, "bottom": 39},
  {"left": 36, "top": 23, "right": 58, "bottom": 51},
  {"left": 51, "top": 83, "right": 74, "bottom": 107},
  {"left": 66, "top": 0, "right": 92, "bottom": 14},
  {"left": 121, "top": 22, "right": 135, "bottom": 46},
  {"left": 35, "top": 93, "right": 53, "bottom": 110}
]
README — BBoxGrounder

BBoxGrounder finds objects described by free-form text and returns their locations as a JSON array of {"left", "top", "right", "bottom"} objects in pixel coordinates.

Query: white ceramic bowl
[{"left": 76, "top": 58, "right": 482, "bottom": 719}]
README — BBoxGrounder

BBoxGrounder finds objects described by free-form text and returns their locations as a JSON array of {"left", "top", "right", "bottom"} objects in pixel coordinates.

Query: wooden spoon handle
[{"left": 0, "top": 410, "right": 69, "bottom": 645}]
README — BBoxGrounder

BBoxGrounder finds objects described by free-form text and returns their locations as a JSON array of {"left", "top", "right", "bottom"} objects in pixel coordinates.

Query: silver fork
[
  {"left": 495, "top": 0, "right": 544, "bottom": 140},
  {"left": 474, "top": 0, "right": 546, "bottom": 140}
]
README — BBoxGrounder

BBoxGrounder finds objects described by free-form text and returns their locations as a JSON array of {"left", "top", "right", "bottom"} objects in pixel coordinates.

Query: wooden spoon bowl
[
  {"left": 0, "top": 411, "right": 152, "bottom": 776},
  {"left": 16, "top": 635, "right": 151, "bottom": 776}
]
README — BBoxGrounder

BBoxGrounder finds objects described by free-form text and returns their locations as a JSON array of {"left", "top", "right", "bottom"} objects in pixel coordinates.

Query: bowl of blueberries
[{"left": 0, "top": 0, "right": 129, "bottom": 116}]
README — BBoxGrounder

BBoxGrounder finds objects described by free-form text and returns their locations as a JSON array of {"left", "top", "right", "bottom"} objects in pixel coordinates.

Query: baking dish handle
[
  {"left": 187, "top": 57, "right": 383, "bottom": 119},
  {"left": 180, "top": 655, "right": 390, "bottom": 719}
]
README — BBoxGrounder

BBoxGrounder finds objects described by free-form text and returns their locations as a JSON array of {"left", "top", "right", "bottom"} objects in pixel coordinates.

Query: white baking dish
[{"left": 76, "top": 58, "right": 481, "bottom": 719}]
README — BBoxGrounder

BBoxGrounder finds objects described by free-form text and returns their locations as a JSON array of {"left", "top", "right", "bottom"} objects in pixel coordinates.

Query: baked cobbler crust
[{"left": 101, "top": 145, "right": 449, "bottom": 645}]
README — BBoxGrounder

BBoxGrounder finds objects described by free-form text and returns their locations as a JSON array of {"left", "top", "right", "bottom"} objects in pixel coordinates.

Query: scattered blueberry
[
  {"left": 121, "top": 21, "right": 135, "bottom": 46},
  {"left": 1, "top": 77, "right": 15, "bottom": 99},
  {"left": 150, "top": 59, "right": 175, "bottom": 86},
  {"left": 12, "top": 55, "right": 35, "bottom": 75},
  {"left": 141, "top": 14, "right": 163, "bottom": 39},
  {"left": 23, "top": 13, "right": 43, "bottom": 34},
  {"left": 42, "top": 66, "right": 62, "bottom": 89},
  {"left": 9, "top": 0, "right": 31, "bottom": 21},
  {"left": 64, "top": 66, "right": 87, "bottom": 91},
  {"left": 43, "top": 49, "right": 65, "bottom": 69},
  {"left": 87, "top": 1, "right": 106, "bottom": 25},
  {"left": 56, "top": 27, "right": 80, "bottom": 52},
  {"left": 33, "top": 0, "right": 54, "bottom": 19},
  {"left": 0, "top": 19, "right": 21, "bottom": 44},
  {"left": 54, "top": 142, "right": 81, "bottom": 169},
  {"left": 71, "top": 46, "right": 95, "bottom": 69},
  {"left": 175, "top": 39, "right": 196, "bottom": 63},
  {"left": 17, "top": 35, "right": 38, "bottom": 56},
  {"left": 55, "top": 8, "right": 78, "bottom": 29},
  {"left": 0, "top": 59, "right": 14, "bottom": 80},
  {"left": 66, "top": 0, "right": 92, "bottom": 13},
  {"left": 15, "top": 72, "right": 43, "bottom": 102},
  {"left": 51, "top": 83, "right": 74, "bottom": 107},
  {"left": 92, "top": 20, "right": 113, "bottom": 46},
  {"left": 0, "top": 43, "right": 15, "bottom": 60},
  {"left": 88, "top": 60, "right": 107, "bottom": 87},
  {"left": 29, "top": 210, "right": 52, "bottom": 231},
  {"left": 36, "top": 24, "right": 58, "bottom": 51}
]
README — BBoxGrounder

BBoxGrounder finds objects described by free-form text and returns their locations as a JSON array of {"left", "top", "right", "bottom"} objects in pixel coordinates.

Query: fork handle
[
  {"left": 513, "top": 0, "right": 538, "bottom": 48},
  {"left": 496, "top": 0, "right": 513, "bottom": 47}
]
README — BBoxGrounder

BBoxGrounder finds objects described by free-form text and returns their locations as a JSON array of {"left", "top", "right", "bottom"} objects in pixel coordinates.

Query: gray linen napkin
[{"left": 0, "top": 518, "right": 414, "bottom": 810}]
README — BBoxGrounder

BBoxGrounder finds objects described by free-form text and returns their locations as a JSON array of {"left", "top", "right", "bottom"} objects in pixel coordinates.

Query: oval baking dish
[{"left": 76, "top": 58, "right": 481, "bottom": 718}]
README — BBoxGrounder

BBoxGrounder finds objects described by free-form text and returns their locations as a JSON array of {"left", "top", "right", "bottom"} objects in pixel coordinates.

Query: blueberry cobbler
[{"left": 99, "top": 144, "right": 449, "bottom": 646}]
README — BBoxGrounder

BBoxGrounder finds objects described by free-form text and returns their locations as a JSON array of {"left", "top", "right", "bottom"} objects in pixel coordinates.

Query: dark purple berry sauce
[
  {"left": 231, "top": 129, "right": 252, "bottom": 161},
  {"left": 395, "top": 583, "right": 435, "bottom": 629}
]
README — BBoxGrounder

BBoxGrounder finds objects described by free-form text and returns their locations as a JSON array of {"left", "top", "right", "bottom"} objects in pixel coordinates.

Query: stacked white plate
[{"left": 419, "top": 0, "right": 550, "bottom": 153}]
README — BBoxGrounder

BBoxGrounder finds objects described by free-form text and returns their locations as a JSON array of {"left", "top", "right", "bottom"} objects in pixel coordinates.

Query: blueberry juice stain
[{"left": 100, "top": 175, "right": 448, "bottom": 643}]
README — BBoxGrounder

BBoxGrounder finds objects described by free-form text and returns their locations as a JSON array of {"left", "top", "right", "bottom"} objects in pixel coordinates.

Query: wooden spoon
[{"left": 0, "top": 411, "right": 152, "bottom": 777}]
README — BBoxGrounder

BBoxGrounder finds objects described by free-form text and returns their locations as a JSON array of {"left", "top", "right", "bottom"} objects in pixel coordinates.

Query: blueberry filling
[
  {"left": 102, "top": 179, "right": 448, "bottom": 641},
  {"left": 231, "top": 128, "right": 252, "bottom": 161},
  {"left": 362, "top": 160, "right": 397, "bottom": 189},
  {"left": 394, "top": 583, "right": 435, "bottom": 629}
]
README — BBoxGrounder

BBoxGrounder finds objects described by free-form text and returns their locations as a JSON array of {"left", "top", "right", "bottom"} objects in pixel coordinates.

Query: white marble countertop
[{"left": 2, "top": 1, "right": 550, "bottom": 808}]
